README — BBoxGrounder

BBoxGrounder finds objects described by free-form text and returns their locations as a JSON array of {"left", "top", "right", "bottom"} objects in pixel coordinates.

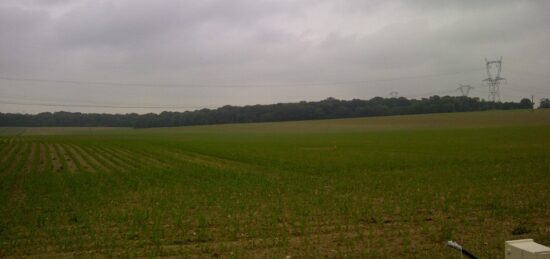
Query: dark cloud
[{"left": 1, "top": 0, "right": 549, "bottom": 114}]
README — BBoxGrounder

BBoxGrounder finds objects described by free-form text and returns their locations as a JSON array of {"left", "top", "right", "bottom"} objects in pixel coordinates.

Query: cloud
[{"left": 1, "top": 0, "right": 549, "bottom": 114}]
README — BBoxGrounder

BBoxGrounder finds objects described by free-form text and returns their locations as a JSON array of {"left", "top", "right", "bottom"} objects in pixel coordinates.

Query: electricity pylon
[
  {"left": 457, "top": 84, "right": 473, "bottom": 96},
  {"left": 483, "top": 57, "right": 505, "bottom": 102},
  {"left": 389, "top": 91, "right": 399, "bottom": 98}
]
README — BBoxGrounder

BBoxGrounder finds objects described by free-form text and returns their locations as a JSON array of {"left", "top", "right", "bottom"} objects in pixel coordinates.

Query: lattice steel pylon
[
  {"left": 483, "top": 57, "right": 505, "bottom": 102},
  {"left": 389, "top": 91, "right": 399, "bottom": 98},
  {"left": 457, "top": 84, "right": 473, "bottom": 96}
]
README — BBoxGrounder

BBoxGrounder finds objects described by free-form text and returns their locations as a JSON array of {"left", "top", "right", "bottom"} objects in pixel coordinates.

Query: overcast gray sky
[{"left": 1, "top": 0, "right": 549, "bottom": 114}]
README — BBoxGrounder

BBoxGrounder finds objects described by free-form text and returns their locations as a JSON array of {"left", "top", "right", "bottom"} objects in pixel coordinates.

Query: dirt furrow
[
  {"left": 47, "top": 144, "right": 63, "bottom": 172},
  {"left": 81, "top": 146, "right": 124, "bottom": 172},
  {"left": 112, "top": 148, "right": 148, "bottom": 169},
  {"left": 65, "top": 145, "right": 95, "bottom": 173},
  {"left": 127, "top": 148, "right": 224, "bottom": 170},
  {"left": 55, "top": 144, "right": 78, "bottom": 173},
  {"left": 1, "top": 143, "right": 27, "bottom": 173},
  {"left": 0, "top": 142, "right": 17, "bottom": 165},
  {"left": 71, "top": 145, "right": 110, "bottom": 172},
  {"left": 0, "top": 140, "right": 13, "bottom": 154},
  {"left": 171, "top": 150, "right": 252, "bottom": 171},
  {"left": 101, "top": 148, "right": 153, "bottom": 171},
  {"left": 93, "top": 147, "right": 139, "bottom": 171},
  {"left": 8, "top": 143, "right": 33, "bottom": 204},
  {"left": 24, "top": 142, "right": 37, "bottom": 172},
  {"left": 0, "top": 143, "right": 29, "bottom": 197},
  {"left": 112, "top": 147, "right": 172, "bottom": 169},
  {"left": 109, "top": 146, "right": 172, "bottom": 171},
  {"left": 88, "top": 146, "right": 129, "bottom": 172},
  {"left": 37, "top": 143, "right": 48, "bottom": 172},
  {"left": 159, "top": 149, "right": 281, "bottom": 178}
]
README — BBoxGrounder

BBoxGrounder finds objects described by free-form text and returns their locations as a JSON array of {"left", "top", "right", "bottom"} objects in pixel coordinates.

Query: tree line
[{"left": 0, "top": 96, "right": 538, "bottom": 128}]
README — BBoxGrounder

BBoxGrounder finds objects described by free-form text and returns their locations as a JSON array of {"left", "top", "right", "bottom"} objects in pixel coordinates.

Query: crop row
[{"left": 0, "top": 138, "right": 176, "bottom": 175}]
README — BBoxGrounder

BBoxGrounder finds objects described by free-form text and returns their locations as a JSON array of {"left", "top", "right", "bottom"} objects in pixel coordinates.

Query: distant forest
[{"left": 0, "top": 96, "right": 537, "bottom": 128}]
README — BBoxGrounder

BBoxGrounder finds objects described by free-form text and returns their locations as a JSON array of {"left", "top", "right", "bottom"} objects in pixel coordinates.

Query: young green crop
[{"left": 0, "top": 109, "right": 549, "bottom": 258}]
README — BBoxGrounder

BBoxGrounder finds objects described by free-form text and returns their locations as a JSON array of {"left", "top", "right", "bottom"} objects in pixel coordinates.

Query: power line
[
  {"left": 0, "top": 69, "right": 483, "bottom": 89},
  {"left": 0, "top": 67, "right": 507, "bottom": 110},
  {"left": 470, "top": 87, "right": 527, "bottom": 99},
  {"left": 404, "top": 84, "right": 488, "bottom": 99},
  {"left": 403, "top": 89, "right": 457, "bottom": 99},
  {"left": 507, "top": 68, "right": 550, "bottom": 80},
  {"left": 0, "top": 100, "right": 211, "bottom": 110},
  {"left": 501, "top": 85, "right": 550, "bottom": 96},
  {"left": 0, "top": 83, "right": 533, "bottom": 110},
  {"left": 0, "top": 84, "right": 485, "bottom": 110},
  {"left": 500, "top": 81, "right": 550, "bottom": 93}
]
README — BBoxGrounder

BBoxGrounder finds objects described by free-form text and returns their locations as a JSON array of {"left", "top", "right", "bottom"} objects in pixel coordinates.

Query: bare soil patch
[
  {"left": 65, "top": 145, "right": 95, "bottom": 172},
  {"left": 165, "top": 150, "right": 247, "bottom": 171},
  {"left": 109, "top": 147, "right": 172, "bottom": 170},
  {"left": 55, "top": 144, "right": 78, "bottom": 173},
  {"left": 24, "top": 142, "right": 37, "bottom": 172},
  {"left": 0, "top": 142, "right": 17, "bottom": 165},
  {"left": 80, "top": 146, "right": 123, "bottom": 172},
  {"left": 47, "top": 144, "right": 63, "bottom": 172},
  {"left": 0, "top": 141, "right": 13, "bottom": 155},
  {"left": 4, "top": 143, "right": 28, "bottom": 173},
  {"left": 93, "top": 147, "right": 137, "bottom": 171},
  {"left": 37, "top": 143, "right": 48, "bottom": 172},
  {"left": 7, "top": 143, "right": 30, "bottom": 205},
  {"left": 71, "top": 145, "right": 111, "bottom": 172}
]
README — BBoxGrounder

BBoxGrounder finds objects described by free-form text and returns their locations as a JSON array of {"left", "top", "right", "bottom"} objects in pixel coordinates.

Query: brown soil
[
  {"left": 0, "top": 142, "right": 17, "bottom": 166},
  {"left": 107, "top": 146, "right": 174, "bottom": 170},
  {"left": 24, "top": 142, "right": 37, "bottom": 172},
  {"left": 6, "top": 143, "right": 30, "bottom": 205},
  {"left": 115, "top": 148, "right": 173, "bottom": 169},
  {"left": 81, "top": 146, "right": 127, "bottom": 172},
  {"left": 48, "top": 144, "right": 63, "bottom": 172},
  {"left": 168, "top": 150, "right": 283, "bottom": 180},
  {"left": 4, "top": 143, "right": 28, "bottom": 173},
  {"left": 37, "top": 143, "right": 48, "bottom": 172},
  {"left": 0, "top": 140, "right": 13, "bottom": 155},
  {"left": 65, "top": 145, "right": 95, "bottom": 173},
  {"left": 103, "top": 147, "right": 142, "bottom": 168},
  {"left": 55, "top": 144, "right": 78, "bottom": 173},
  {"left": 71, "top": 145, "right": 111, "bottom": 172},
  {"left": 93, "top": 147, "right": 136, "bottom": 171},
  {"left": 166, "top": 150, "right": 243, "bottom": 170}
]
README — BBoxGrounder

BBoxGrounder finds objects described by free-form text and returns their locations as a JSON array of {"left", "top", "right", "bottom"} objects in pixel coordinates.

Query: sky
[{"left": 1, "top": 0, "right": 549, "bottom": 114}]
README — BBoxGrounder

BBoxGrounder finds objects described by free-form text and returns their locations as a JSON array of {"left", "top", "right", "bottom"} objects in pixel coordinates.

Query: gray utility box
[{"left": 506, "top": 239, "right": 550, "bottom": 259}]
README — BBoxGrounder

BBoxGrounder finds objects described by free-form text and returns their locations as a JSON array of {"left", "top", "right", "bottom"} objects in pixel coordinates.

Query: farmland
[{"left": 0, "top": 109, "right": 549, "bottom": 258}]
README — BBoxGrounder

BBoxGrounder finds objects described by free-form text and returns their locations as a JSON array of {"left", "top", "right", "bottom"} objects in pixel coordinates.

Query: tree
[
  {"left": 519, "top": 98, "right": 533, "bottom": 109},
  {"left": 0, "top": 96, "right": 536, "bottom": 128},
  {"left": 540, "top": 98, "right": 550, "bottom": 109}
]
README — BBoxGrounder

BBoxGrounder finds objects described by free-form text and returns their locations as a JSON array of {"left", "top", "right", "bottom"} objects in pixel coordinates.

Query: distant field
[{"left": 1, "top": 109, "right": 549, "bottom": 258}]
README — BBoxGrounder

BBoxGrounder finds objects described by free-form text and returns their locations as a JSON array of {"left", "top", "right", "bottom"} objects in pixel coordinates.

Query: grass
[{"left": 0, "top": 109, "right": 549, "bottom": 258}]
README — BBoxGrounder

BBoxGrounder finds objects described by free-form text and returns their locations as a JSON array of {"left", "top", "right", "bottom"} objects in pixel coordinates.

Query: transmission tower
[
  {"left": 389, "top": 91, "right": 399, "bottom": 98},
  {"left": 483, "top": 57, "right": 505, "bottom": 102},
  {"left": 457, "top": 84, "right": 473, "bottom": 96}
]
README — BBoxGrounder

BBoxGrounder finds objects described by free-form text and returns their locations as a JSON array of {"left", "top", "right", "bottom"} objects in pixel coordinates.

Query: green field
[{"left": 1, "top": 109, "right": 549, "bottom": 258}]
